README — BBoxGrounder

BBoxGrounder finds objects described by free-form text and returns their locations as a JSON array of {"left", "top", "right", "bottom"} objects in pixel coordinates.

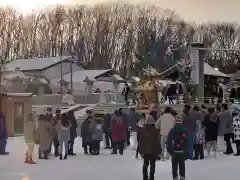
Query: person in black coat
[
  {"left": 68, "top": 110, "right": 77, "bottom": 155},
  {"left": 138, "top": 115, "right": 161, "bottom": 180},
  {"left": 102, "top": 113, "right": 112, "bottom": 149},
  {"left": 81, "top": 110, "right": 94, "bottom": 155},
  {"left": 202, "top": 108, "right": 220, "bottom": 158}
]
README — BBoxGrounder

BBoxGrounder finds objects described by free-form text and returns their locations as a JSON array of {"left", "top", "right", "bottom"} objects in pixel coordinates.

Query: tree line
[{"left": 1, "top": 4, "right": 240, "bottom": 77}]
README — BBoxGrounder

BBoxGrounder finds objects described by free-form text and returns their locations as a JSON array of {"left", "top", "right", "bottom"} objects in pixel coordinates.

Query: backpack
[{"left": 172, "top": 127, "right": 187, "bottom": 153}]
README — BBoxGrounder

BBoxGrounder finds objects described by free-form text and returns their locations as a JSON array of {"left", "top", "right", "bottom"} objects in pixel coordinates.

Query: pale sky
[{"left": 0, "top": 0, "right": 239, "bottom": 23}]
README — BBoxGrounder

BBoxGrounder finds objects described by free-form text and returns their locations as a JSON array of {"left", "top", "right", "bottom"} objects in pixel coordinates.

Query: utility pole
[
  {"left": 60, "top": 35, "right": 63, "bottom": 95},
  {"left": 70, "top": 56, "right": 73, "bottom": 92}
]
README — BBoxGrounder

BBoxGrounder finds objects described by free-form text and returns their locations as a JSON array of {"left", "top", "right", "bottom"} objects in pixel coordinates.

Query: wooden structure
[
  {"left": 0, "top": 93, "right": 32, "bottom": 136},
  {"left": 134, "top": 80, "right": 164, "bottom": 108}
]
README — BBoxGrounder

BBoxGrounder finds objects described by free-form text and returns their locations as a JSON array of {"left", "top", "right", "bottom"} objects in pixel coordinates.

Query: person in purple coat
[{"left": 0, "top": 113, "right": 9, "bottom": 155}]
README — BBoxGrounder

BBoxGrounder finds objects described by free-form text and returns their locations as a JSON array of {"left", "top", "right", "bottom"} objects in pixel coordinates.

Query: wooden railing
[{"left": 32, "top": 93, "right": 124, "bottom": 105}]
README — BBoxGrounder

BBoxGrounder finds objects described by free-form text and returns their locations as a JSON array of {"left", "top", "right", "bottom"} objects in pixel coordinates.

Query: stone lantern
[
  {"left": 31, "top": 77, "right": 49, "bottom": 95},
  {"left": 83, "top": 76, "right": 95, "bottom": 95},
  {"left": 112, "top": 78, "right": 120, "bottom": 102},
  {"left": 58, "top": 79, "right": 69, "bottom": 94},
  {"left": 4, "top": 67, "right": 29, "bottom": 93}
]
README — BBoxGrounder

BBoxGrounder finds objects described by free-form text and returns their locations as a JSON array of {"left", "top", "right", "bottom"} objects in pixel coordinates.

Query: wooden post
[{"left": 190, "top": 43, "right": 205, "bottom": 104}]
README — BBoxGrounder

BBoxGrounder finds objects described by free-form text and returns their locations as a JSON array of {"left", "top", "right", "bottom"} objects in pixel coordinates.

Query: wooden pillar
[{"left": 190, "top": 43, "right": 205, "bottom": 103}]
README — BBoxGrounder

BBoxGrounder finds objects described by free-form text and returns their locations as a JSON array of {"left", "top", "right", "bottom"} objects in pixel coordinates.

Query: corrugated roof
[{"left": 4, "top": 56, "right": 70, "bottom": 71}]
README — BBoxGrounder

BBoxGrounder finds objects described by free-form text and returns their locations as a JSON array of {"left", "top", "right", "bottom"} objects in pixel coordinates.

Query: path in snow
[{"left": 0, "top": 137, "right": 240, "bottom": 180}]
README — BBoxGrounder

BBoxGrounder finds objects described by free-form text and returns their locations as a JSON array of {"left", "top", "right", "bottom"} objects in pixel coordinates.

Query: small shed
[{"left": 0, "top": 93, "right": 32, "bottom": 136}]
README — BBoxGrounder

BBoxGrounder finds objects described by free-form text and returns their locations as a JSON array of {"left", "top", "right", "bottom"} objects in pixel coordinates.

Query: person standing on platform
[
  {"left": 111, "top": 109, "right": 128, "bottom": 155},
  {"left": 68, "top": 110, "right": 77, "bottom": 155},
  {"left": 0, "top": 113, "right": 9, "bottom": 155},
  {"left": 122, "top": 83, "right": 131, "bottom": 105}
]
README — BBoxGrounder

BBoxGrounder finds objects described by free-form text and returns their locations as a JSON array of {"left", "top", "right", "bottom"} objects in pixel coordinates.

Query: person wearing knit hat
[
  {"left": 167, "top": 115, "right": 187, "bottom": 180},
  {"left": 138, "top": 113, "right": 161, "bottom": 180},
  {"left": 175, "top": 115, "right": 183, "bottom": 124}
]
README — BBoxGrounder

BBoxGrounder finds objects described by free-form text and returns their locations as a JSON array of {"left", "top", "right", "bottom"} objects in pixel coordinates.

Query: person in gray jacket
[
  {"left": 218, "top": 104, "right": 233, "bottom": 154},
  {"left": 127, "top": 108, "right": 139, "bottom": 150},
  {"left": 91, "top": 117, "right": 103, "bottom": 155},
  {"left": 57, "top": 113, "right": 70, "bottom": 160}
]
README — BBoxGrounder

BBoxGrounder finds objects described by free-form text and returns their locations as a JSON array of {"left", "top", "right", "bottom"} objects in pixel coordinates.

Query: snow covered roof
[
  {"left": 112, "top": 74, "right": 125, "bottom": 82},
  {"left": 160, "top": 62, "right": 229, "bottom": 78},
  {"left": 52, "top": 69, "right": 113, "bottom": 83},
  {"left": 4, "top": 56, "right": 74, "bottom": 71},
  {"left": 4, "top": 71, "right": 29, "bottom": 80},
  {"left": 204, "top": 63, "right": 229, "bottom": 77}
]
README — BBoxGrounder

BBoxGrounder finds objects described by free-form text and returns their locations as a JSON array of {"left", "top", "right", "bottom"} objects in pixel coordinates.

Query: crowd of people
[{"left": 1, "top": 102, "right": 240, "bottom": 180}]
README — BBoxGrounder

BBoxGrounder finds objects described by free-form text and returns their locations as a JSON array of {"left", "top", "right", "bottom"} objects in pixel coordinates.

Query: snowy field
[{"left": 0, "top": 137, "right": 240, "bottom": 180}]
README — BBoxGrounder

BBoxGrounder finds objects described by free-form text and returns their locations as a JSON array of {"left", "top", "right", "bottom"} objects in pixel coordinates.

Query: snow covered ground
[{"left": 1, "top": 137, "right": 240, "bottom": 180}]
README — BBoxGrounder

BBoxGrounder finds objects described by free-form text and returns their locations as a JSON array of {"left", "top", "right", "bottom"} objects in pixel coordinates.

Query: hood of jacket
[{"left": 210, "top": 113, "right": 218, "bottom": 122}]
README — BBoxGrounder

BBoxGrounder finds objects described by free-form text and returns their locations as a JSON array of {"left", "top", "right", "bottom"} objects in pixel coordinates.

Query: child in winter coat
[
  {"left": 91, "top": 118, "right": 103, "bottom": 155},
  {"left": 193, "top": 120, "right": 205, "bottom": 160},
  {"left": 167, "top": 116, "right": 187, "bottom": 180}
]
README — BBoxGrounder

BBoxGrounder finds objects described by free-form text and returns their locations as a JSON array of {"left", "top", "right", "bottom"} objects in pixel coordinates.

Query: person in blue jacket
[{"left": 0, "top": 113, "right": 9, "bottom": 155}]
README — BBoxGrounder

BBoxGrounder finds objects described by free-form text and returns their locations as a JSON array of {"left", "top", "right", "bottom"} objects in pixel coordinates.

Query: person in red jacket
[{"left": 111, "top": 109, "right": 128, "bottom": 155}]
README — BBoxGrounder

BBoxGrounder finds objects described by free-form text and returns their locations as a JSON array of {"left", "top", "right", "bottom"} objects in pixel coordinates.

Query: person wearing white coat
[
  {"left": 232, "top": 109, "right": 240, "bottom": 156},
  {"left": 155, "top": 107, "right": 175, "bottom": 160}
]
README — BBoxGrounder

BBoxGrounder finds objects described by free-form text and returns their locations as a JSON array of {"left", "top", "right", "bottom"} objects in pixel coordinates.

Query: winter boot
[
  {"left": 180, "top": 177, "right": 185, "bottom": 180},
  {"left": 59, "top": 154, "right": 62, "bottom": 160},
  {"left": 43, "top": 151, "right": 49, "bottom": 160},
  {"left": 64, "top": 154, "right": 67, "bottom": 159},
  {"left": 38, "top": 149, "right": 43, "bottom": 159},
  {"left": 24, "top": 153, "right": 30, "bottom": 164},
  {"left": 28, "top": 157, "right": 36, "bottom": 164},
  {"left": 54, "top": 151, "right": 59, "bottom": 157},
  {"left": 84, "top": 147, "right": 89, "bottom": 155},
  {"left": 213, "top": 151, "right": 217, "bottom": 159},
  {"left": 149, "top": 173, "right": 155, "bottom": 180},
  {"left": 173, "top": 177, "right": 178, "bottom": 180}
]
